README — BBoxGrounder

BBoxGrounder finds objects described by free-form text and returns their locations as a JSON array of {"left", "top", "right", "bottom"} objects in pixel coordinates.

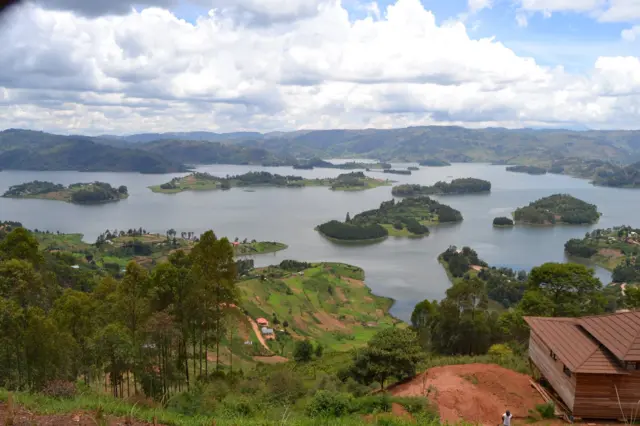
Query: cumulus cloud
[
  {"left": 207, "top": 0, "right": 333, "bottom": 25},
  {"left": 0, "top": 0, "right": 639, "bottom": 134},
  {"left": 622, "top": 25, "right": 640, "bottom": 41},
  {"left": 28, "top": 0, "right": 177, "bottom": 17}
]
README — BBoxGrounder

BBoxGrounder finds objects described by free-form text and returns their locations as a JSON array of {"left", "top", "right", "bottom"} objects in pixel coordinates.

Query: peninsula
[
  {"left": 506, "top": 165, "right": 547, "bottom": 175},
  {"left": 317, "top": 196, "right": 463, "bottom": 243},
  {"left": 513, "top": 194, "right": 600, "bottom": 225},
  {"left": 565, "top": 226, "right": 640, "bottom": 283},
  {"left": 149, "top": 171, "right": 391, "bottom": 193},
  {"left": 419, "top": 159, "right": 451, "bottom": 167},
  {"left": 392, "top": 178, "right": 491, "bottom": 197},
  {"left": 2, "top": 180, "right": 128, "bottom": 204}
]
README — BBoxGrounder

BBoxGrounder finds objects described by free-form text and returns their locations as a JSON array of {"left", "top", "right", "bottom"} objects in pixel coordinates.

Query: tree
[
  {"left": 349, "top": 328, "right": 422, "bottom": 390},
  {"left": 0, "top": 227, "right": 43, "bottom": 266},
  {"left": 94, "top": 323, "right": 133, "bottom": 398},
  {"left": 190, "top": 231, "right": 237, "bottom": 372},
  {"left": 315, "top": 343, "right": 324, "bottom": 358},
  {"left": 0, "top": 259, "right": 47, "bottom": 309},
  {"left": 293, "top": 340, "right": 314, "bottom": 363},
  {"left": 345, "top": 212, "right": 351, "bottom": 223},
  {"left": 410, "top": 299, "right": 437, "bottom": 350},
  {"left": 523, "top": 263, "right": 606, "bottom": 317},
  {"left": 625, "top": 286, "right": 640, "bottom": 309}
]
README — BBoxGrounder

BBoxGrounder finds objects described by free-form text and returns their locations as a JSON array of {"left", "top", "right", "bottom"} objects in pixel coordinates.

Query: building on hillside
[
  {"left": 525, "top": 312, "right": 640, "bottom": 419},
  {"left": 256, "top": 318, "right": 269, "bottom": 326}
]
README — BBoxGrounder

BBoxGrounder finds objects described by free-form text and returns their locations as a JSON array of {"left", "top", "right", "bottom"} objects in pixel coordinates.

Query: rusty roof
[
  {"left": 524, "top": 316, "right": 627, "bottom": 375},
  {"left": 579, "top": 311, "right": 640, "bottom": 362}
]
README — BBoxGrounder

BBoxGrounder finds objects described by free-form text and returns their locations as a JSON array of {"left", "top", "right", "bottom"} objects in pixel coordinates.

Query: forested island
[
  {"left": 150, "top": 171, "right": 391, "bottom": 193},
  {"left": 383, "top": 169, "right": 411, "bottom": 175},
  {"left": 2, "top": 181, "right": 128, "bottom": 204},
  {"left": 493, "top": 217, "right": 514, "bottom": 227},
  {"left": 513, "top": 194, "right": 600, "bottom": 225},
  {"left": 392, "top": 178, "right": 491, "bottom": 197},
  {"left": 565, "top": 226, "right": 640, "bottom": 283},
  {"left": 419, "top": 159, "right": 451, "bottom": 167},
  {"left": 317, "top": 197, "right": 463, "bottom": 242},
  {"left": 293, "top": 157, "right": 392, "bottom": 170},
  {"left": 506, "top": 165, "right": 547, "bottom": 175}
]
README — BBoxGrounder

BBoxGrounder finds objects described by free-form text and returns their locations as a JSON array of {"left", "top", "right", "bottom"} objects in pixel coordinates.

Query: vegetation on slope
[
  {"left": 392, "top": 179, "right": 491, "bottom": 197},
  {"left": 139, "top": 139, "right": 294, "bottom": 166},
  {"left": 419, "top": 159, "right": 451, "bottom": 167},
  {"left": 150, "top": 171, "right": 391, "bottom": 193},
  {"left": 506, "top": 165, "right": 547, "bottom": 175},
  {"left": 3, "top": 181, "right": 128, "bottom": 204},
  {"left": 318, "top": 198, "right": 462, "bottom": 242},
  {"left": 513, "top": 194, "right": 600, "bottom": 225},
  {"left": 564, "top": 226, "right": 640, "bottom": 283},
  {"left": 0, "top": 129, "right": 186, "bottom": 173}
]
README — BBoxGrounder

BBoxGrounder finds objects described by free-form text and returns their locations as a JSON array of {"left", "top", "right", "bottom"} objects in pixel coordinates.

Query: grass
[{"left": 0, "top": 389, "right": 439, "bottom": 426}]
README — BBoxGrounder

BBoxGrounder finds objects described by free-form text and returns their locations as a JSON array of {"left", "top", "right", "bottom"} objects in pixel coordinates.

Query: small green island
[
  {"left": 383, "top": 169, "right": 411, "bottom": 175},
  {"left": 293, "top": 158, "right": 392, "bottom": 170},
  {"left": 408, "top": 166, "right": 419, "bottom": 171},
  {"left": 513, "top": 194, "right": 600, "bottom": 225},
  {"left": 2, "top": 180, "right": 128, "bottom": 204},
  {"left": 493, "top": 217, "right": 514, "bottom": 227},
  {"left": 506, "top": 165, "right": 547, "bottom": 175},
  {"left": 565, "top": 226, "right": 640, "bottom": 283},
  {"left": 419, "top": 158, "right": 451, "bottom": 167},
  {"left": 149, "top": 171, "right": 392, "bottom": 193},
  {"left": 316, "top": 196, "right": 463, "bottom": 243},
  {"left": 392, "top": 178, "right": 491, "bottom": 197}
]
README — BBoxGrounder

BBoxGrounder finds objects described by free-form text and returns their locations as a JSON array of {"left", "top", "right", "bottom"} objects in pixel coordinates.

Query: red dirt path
[{"left": 389, "top": 364, "right": 544, "bottom": 426}]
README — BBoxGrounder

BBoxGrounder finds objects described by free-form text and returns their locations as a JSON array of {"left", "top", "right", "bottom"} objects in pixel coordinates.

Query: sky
[{"left": 0, "top": 0, "right": 639, "bottom": 135}]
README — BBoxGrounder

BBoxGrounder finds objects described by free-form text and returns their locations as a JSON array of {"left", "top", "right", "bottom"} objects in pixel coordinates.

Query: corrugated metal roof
[
  {"left": 579, "top": 311, "right": 640, "bottom": 362},
  {"left": 524, "top": 316, "right": 627, "bottom": 375}
]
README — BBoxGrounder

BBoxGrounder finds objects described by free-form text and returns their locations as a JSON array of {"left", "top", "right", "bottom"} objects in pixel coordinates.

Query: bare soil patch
[
  {"left": 334, "top": 286, "right": 348, "bottom": 302},
  {"left": 341, "top": 276, "right": 365, "bottom": 287},
  {"left": 389, "top": 364, "right": 543, "bottom": 426},
  {"left": 253, "top": 355, "right": 288, "bottom": 364},
  {"left": 0, "top": 403, "right": 157, "bottom": 426},
  {"left": 313, "top": 311, "right": 346, "bottom": 330},
  {"left": 598, "top": 248, "right": 624, "bottom": 258}
]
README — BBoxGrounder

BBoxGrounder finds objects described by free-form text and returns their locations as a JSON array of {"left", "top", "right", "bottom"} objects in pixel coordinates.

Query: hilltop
[
  {"left": 3, "top": 181, "right": 128, "bottom": 204},
  {"left": 513, "top": 194, "right": 600, "bottom": 225},
  {"left": 0, "top": 129, "right": 186, "bottom": 173}
]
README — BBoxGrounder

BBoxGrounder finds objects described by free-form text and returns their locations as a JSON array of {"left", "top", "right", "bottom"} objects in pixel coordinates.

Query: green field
[{"left": 238, "top": 262, "right": 401, "bottom": 357}]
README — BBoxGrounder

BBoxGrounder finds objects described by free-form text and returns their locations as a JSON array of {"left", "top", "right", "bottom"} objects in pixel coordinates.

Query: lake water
[{"left": 1, "top": 163, "right": 638, "bottom": 321}]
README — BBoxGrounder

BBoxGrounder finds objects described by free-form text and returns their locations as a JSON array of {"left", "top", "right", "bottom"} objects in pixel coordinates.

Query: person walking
[{"left": 502, "top": 410, "right": 512, "bottom": 426}]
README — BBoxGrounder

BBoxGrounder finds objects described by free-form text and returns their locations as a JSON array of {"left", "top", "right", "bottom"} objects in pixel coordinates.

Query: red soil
[
  {"left": 389, "top": 364, "right": 544, "bottom": 426},
  {"left": 0, "top": 403, "right": 159, "bottom": 425}
]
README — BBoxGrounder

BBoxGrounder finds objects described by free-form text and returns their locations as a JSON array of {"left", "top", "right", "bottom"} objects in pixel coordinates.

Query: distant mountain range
[{"left": 2, "top": 126, "right": 640, "bottom": 174}]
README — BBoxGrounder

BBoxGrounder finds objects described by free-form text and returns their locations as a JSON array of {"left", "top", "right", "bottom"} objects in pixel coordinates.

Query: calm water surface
[{"left": 1, "top": 163, "right": 638, "bottom": 320}]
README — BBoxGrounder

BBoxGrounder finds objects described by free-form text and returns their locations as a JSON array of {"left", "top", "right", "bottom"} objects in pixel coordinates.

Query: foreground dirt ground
[
  {"left": 0, "top": 403, "right": 159, "bottom": 426},
  {"left": 389, "top": 363, "right": 545, "bottom": 425}
]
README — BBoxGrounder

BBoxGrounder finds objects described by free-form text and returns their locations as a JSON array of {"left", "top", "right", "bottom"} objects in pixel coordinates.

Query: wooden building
[{"left": 525, "top": 312, "right": 640, "bottom": 419}]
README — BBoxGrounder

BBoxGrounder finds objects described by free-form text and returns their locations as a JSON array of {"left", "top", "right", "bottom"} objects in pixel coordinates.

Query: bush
[
  {"left": 294, "top": 340, "right": 314, "bottom": 363},
  {"left": 488, "top": 344, "right": 513, "bottom": 358},
  {"left": 306, "top": 390, "right": 353, "bottom": 417},
  {"left": 265, "top": 370, "right": 306, "bottom": 404},
  {"left": 221, "top": 395, "right": 256, "bottom": 417},
  {"left": 351, "top": 394, "right": 391, "bottom": 414},
  {"left": 536, "top": 402, "right": 555, "bottom": 419},
  {"left": 41, "top": 380, "right": 77, "bottom": 399}
]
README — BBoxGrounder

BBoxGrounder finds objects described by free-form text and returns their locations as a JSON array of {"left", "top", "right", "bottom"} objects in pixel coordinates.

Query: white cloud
[
  {"left": 468, "top": 0, "right": 492, "bottom": 13},
  {"left": 516, "top": 13, "right": 528, "bottom": 27},
  {"left": 0, "top": 0, "right": 639, "bottom": 134},
  {"left": 622, "top": 25, "right": 640, "bottom": 41},
  {"left": 205, "top": 0, "right": 333, "bottom": 25}
]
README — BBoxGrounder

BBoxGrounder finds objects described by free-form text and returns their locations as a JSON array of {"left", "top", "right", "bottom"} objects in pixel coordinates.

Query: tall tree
[{"left": 189, "top": 231, "right": 238, "bottom": 372}]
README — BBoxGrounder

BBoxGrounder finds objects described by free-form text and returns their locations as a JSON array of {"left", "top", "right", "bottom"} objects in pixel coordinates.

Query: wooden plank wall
[
  {"left": 573, "top": 372, "right": 640, "bottom": 419},
  {"left": 529, "top": 332, "right": 577, "bottom": 410}
]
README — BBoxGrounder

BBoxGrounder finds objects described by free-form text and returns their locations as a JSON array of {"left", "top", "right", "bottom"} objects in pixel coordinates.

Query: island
[
  {"left": 506, "top": 165, "right": 547, "bottom": 175},
  {"left": 2, "top": 180, "right": 128, "bottom": 204},
  {"left": 316, "top": 197, "right": 463, "bottom": 243},
  {"left": 293, "top": 158, "right": 392, "bottom": 170},
  {"left": 418, "top": 158, "right": 451, "bottom": 167},
  {"left": 408, "top": 166, "right": 419, "bottom": 171},
  {"left": 513, "top": 194, "right": 600, "bottom": 225},
  {"left": 439, "top": 246, "right": 527, "bottom": 310},
  {"left": 149, "top": 171, "right": 392, "bottom": 193},
  {"left": 493, "top": 217, "right": 514, "bottom": 227},
  {"left": 383, "top": 169, "right": 411, "bottom": 175},
  {"left": 392, "top": 178, "right": 491, "bottom": 197},
  {"left": 565, "top": 226, "right": 640, "bottom": 283}
]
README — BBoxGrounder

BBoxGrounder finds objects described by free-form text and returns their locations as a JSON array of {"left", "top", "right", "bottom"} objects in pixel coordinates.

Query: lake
[{"left": 1, "top": 163, "right": 637, "bottom": 320}]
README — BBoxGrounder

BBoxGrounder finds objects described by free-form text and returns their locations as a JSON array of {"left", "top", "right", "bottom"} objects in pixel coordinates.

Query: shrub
[
  {"left": 488, "top": 343, "right": 513, "bottom": 358},
  {"left": 41, "top": 380, "right": 77, "bottom": 399},
  {"left": 294, "top": 340, "right": 314, "bottom": 363},
  {"left": 351, "top": 394, "right": 392, "bottom": 414},
  {"left": 265, "top": 370, "right": 306, "bottom": 404},
  {"left": 536, "top": 402, "right": 555, "bottom": 419},
  {"left": 221, "top": 395, "right": 256, "bottom": 417},
  {"left": 306, "top": 390, "right": 353, "bottom": 417}
]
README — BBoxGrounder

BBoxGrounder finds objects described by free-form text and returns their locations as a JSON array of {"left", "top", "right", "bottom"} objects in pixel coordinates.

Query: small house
[
  {"left": 71, "top": 265, "right": 80, "bottom": 269},
  {"left": 256, "top": 318, "right": 269, "bottom": 326},
  {"left": 525, "top": 312, "right": 640, "bottom": 419},
  {"left": 261, "top": 327, "right": 274, "bottom": 335}
]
